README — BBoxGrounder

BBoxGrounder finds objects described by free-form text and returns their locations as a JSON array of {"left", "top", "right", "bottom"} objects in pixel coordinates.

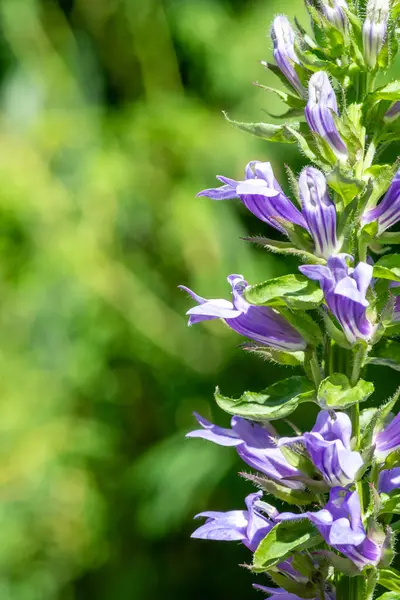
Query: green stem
[{"left": 310, "top": 352, "right": 322, "bottom": 388}]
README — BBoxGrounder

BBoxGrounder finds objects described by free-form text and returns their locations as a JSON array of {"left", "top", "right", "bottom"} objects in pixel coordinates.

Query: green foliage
[
  {"left": 244, "top": 274, "right": 323, "bottom": 310},
  {"left": 317, "top": 374, "right": 374, "bottom": 409},
  {"left": 215, "top": 376, "right": 316, "bottom": 421},
  {"left": 379, "top": 567, "right": 400, "bottom": 592},
  {"left": 253, "top": 520, "right": 322, "bottom": 570}
]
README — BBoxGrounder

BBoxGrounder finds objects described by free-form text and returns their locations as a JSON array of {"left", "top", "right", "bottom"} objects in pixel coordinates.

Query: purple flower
[
  {"left": 192, "top": 491, "right": 274, "bottom": 551},
  {"left": 321, "top": 0, "right": 348, "bottom": 33},
  {"left": 375, "top": 412, "right": 400, "bottom": 459},
  {"left": 363, "top": 169, "right": 400, "bottom": 235},
  {"left": 305, "top": 71, "right": 348, "bottom": 160},
  {"left": 197, "top": 161, "right": 307, "bottom": 234},
  {"left": 379, "top": 468, "right": 400, "bottom": 493},
  {"left": 254, "top": 585, "right": 336, "bottom": 599},
  {"left": 179, "top": 274, "right": 307, "bottom": 351},
  {"left": 300, "top": 255, "right": 374, "bottom": 344},
  {"left": 384, "top": 101, "right": 400, "bottom": 122},
  {"left": 363, "top": 0, "right": 390, "bottom": 69},
  {"left": 299, "top": 167, "right": 338, "bottom": 259},
  {"left": 280, "top": 410, "right": 363, "bottom": 487},
  {"left": 187, "top": 412, "right": 305, "bottom": 489},
  {"left": 277, "top": 488, "right": 382, "bottom": 569},
  {"left": 271, "top": 16, "right": 307, "bottom": 98}
]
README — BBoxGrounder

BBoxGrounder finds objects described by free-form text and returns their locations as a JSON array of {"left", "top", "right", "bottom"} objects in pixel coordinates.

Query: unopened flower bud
[
  {"left": 363, "top": 0, "right": 390, "bottom": 69},
  {"left": 305, "top": 71, "right": 348, "bottom": 160},
  {"left": 384, "top": 101, "right": 400, "bottom": 122},
  {"left": 321, "top": 0, "right": 349, "bottom": 33},
  {"left": 271, "top": 16, "right": 307, "bottom": 98},
  {"left": 299, "top": 167, "right": 338, "bottom": 259}
]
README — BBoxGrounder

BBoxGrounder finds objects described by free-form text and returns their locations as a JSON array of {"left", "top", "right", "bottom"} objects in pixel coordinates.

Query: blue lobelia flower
[
  {"left": 279, "top": 410, "right": 363, "bottom": 487},
  {"left": 305, "top": 71, "right": 348, "bottom": 160},
  {"left": 363, "top": 169, "right": 400, "bottom": 234},
  {"left": 191, "top": 491, "right": 274, "bottom": 551},
  {"left": 384, "top": 101, "right": 400, "bottom": 122},
  {"left": 379, "top": 468, "right": 400, "bottom": 493},
  {"left": 300, "top": 255, "right": 374, "bottom": 344},
  {"left": 363, "top": 0, "right": 390, "bottom": 69},
  {"left": 271, "top": 16, "right": 307, "bottom": 98},
  {"left": 321, "top": 0, "right": 348, "bottom": 33},
  {"left": 179, "top": 274, "right": 307, "bottom": 351},
  {"left": 299, "top": 166, "right": 339, "bottom": 259},
  {"left": 186, "top": 412, "right": 305, "bottom": 489},
  {"left": 197, "top": 160, "right": 307, "bottom": 234},
  {"left": 374, "top": 412, "right": 400, "bottom": 459},
  {"left": 277, "top": 487, "right": 383, "bottom": 569}
]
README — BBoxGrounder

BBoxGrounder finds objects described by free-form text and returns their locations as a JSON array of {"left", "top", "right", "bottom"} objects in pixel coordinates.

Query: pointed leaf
[
  {"left": 224, "top": 113, "right": 297, "bottom": 143},
  {"left": 367, "top": 340, "right": 400, "bottom": 371},
  {"left": 215, "top": 376, "right": 316, "bottom": 421},
  {"left": 253, "top": 520, "right": 322, "bottom": 570},
  {"left": 241, "top": 472, "right": 314, "bottom": 506},
  {"left": 241, "top": 343, "right": 304, "bottom": 367},
  {"left": 378, "top": 566, "right": 400, "bottom": 591},
  {"left": 374, "top": 255, "right": 400, "bottom": 282},
  {"left": 244, "top": 274, "right": 323, "bottom": 310}
]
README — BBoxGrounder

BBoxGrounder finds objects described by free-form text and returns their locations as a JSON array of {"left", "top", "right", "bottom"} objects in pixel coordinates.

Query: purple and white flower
[
  {"left": 277, "top": 488, "right": 382, "bottom": 569},
  {"left": 384, "top": 101, "right": 400, "bottom": 122},
  {"left": 374, "top": 412, "right": 400, "bottom": 459},
  {"left": 305, "top": 71, "right": 348, "bottom": 161},
  {"left": 299, "top": 167, "right": 339, "bottom": 259},
  {"left": 363, "top": 169, "right": 400, "bottom": 235},
  {"left": 280, "top": 410, "right": 363, "bottom": 487},
  {"left": 192, "top": 491, "right": 274, "bottom": 551},
  {"left": 271, "top": 16, "right": 307, "bottom": 98},
  {"left": 363, "top": 0, "right": 390, "bottom": 69},
  {"left": 300, "top": 255, "right": 374, "bottom": 344},
  {"left": 379, "top": 468, "right": 400, "bottom": 493},
  {"left": 187, "top": 412, "right": 305, "bottom": 489},
  {"left": 180, "top": 274, "right": 307, "bottom": 351},
  {"left": 197, "top": 161, "right": 307, "bottom": 234},
  {"left": 321, "top": 0, "right": 348, "bottom": 33}
]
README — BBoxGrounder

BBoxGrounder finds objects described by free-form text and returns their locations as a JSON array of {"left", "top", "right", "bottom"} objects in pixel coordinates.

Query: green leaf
[
  {"left": 267, "top": 571, "right": 316, "bottom": 599},
  {"left": 223, "top": 113, "right": 297, "bottom": 143},
  {"left": 367, "top": 340, "right": 400, "bottom": 371},
  {"left": 380, "top": 492, "right": 400, "bottom": 516},
  {"left": 244, "top": 274, "right": 323, "bottom": 310},
  {"left": 242, "top": 236, "right": 324, "bottom": 264},
  {"left": 374, "top": 255, "right": 400, "bottom": 282},
  {"left": 375, "top": 593, "right": 400, "bottom": 600},
  {"left": 327, "top": 164, "right": 364, "bottom": 206},
  {"left": 317, "top": 374, "right": 374, "bottom": 409},
  {"left": 253, "top": 520, "right": 322, "bottom": 570},
  {"left": 291, "top": 554, "right": 315, "bottom": 579},
  {"left": 215, "top": 376, "right": 316, "bottom": 421},
  {"left": 379, "top": 232, "right": 400, "bottom": 245},
  {"left": 279, "top": 307, "right": 324, "bottom": 347},
  {"left": 317, "top": 551, "right": 361, "bottom": 576},
  {"left": 379, "top": 567, "right": 400, "bottom": 592},
  {"left": 241, "top": 343, "right": 304, "bottom": 367},
  {"left": 283, "top": 124, "right": 321, "bottom": 165},
  {"left": 253, "top": 83, "right": 306, "bottom": 110},
  {"left": 241, "top": 472, "right": 314, "bottom": 506},
  {"left": 371, "top": 81, "right": 400, "bottom": 102}
]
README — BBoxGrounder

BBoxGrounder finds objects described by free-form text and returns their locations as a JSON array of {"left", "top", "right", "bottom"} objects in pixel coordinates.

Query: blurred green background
[{"left": 0, "top": 0, "right": 398, "bottom": 598}]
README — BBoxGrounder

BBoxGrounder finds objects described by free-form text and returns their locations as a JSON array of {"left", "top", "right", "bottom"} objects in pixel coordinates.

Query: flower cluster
[{"left": 180, "top": 1, "right": 400, "bottom": 598}]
